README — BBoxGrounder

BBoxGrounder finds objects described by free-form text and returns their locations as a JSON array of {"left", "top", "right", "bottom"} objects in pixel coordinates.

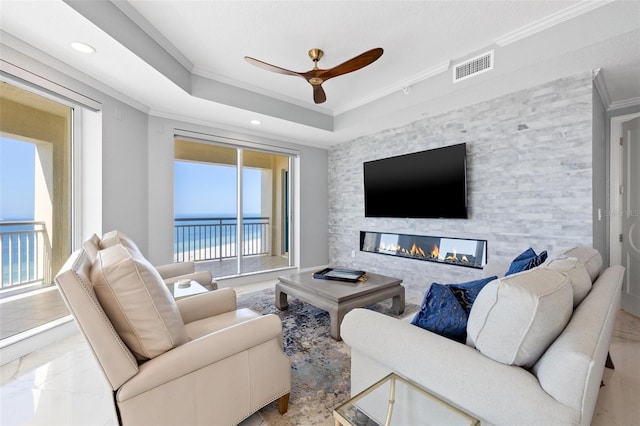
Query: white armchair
[{"left": 55, "top": 242, "right": 291, "bottom": 425}]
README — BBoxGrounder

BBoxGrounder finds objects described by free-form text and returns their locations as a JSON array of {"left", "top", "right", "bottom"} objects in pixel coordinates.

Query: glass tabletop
[{"left": 333, "top": 373, "right": 479, "bottom": 426}]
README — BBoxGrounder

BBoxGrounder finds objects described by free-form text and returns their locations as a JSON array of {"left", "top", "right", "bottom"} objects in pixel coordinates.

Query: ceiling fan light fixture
[
  {"left": 70, "top": 41, "right": 96, "bottom": 54},
  {"left": 244, "top": 47, "right": 383, "bottom": 104}
]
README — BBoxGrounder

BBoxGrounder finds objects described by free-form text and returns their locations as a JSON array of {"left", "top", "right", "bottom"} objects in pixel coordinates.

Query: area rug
[{"left": 236, "top": 288, "right": 419, "bottom": 425}]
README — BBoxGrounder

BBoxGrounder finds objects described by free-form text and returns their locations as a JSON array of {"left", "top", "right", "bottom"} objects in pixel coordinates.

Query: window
[
  {"left": 174, "top": 138, "right": 293, "bottom": 277},
  {"left": 0, "top": 81, "right": 73, "bottom": 340}
]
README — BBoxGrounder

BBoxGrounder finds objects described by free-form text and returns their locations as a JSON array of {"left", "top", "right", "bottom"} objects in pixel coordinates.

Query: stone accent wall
[{"left": 328, "top": 73, "right": 593, "bottom": 298}]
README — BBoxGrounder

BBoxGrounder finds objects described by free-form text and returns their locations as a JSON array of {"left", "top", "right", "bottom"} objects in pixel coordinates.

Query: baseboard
[
  {"left": 217, "top": 265, "right": 325, "bottom": 288},
  {"left": 0, "top": 316, "right": 77, "bottom": 366}
]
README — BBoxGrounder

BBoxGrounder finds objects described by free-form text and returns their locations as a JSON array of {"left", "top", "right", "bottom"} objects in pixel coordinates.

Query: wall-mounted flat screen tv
[{"left": 363, "top": 143, "right": 467, "bottom": 219}]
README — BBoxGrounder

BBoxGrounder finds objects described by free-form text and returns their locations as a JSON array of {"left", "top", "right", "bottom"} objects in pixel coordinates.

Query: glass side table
[{"left": 333, "top": 373, "right": 479, "bottom": 426}]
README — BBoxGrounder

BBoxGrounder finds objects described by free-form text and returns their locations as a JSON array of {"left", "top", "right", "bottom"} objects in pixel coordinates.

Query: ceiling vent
[{"left": 453, "top": 50, "right": 494, "bottom": 83}]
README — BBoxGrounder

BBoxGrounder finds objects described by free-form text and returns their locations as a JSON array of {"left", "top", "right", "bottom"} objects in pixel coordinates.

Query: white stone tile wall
[{"left": 328, "top": 73, "right": 593, "bottom": 297}]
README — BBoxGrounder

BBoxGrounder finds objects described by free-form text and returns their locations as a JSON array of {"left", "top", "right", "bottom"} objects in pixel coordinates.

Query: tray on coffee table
[{"left": 312, "top": 268, "right": 367, "bottom": 283}]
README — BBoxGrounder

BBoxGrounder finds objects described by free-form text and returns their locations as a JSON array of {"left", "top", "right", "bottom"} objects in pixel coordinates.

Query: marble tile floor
[{"left": 1, "top": 279, "right": 639, "bottom": 426}]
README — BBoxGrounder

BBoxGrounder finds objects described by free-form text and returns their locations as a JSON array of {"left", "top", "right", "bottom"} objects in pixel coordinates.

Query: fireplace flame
[
  {"left": 378, "top": 242, "right": 399, "bottom": 254},
  {"left": 430, "top": 244, "right": 439, "bottom": 258},
  {"left": 462, "top": 255, "right": 469, "bottom": 262},
  {"left": 445, "top": 248, "right": 458, "bottom": 261},
  {"left": 410, "top": 243, "right": 426, "bottom": 257}
]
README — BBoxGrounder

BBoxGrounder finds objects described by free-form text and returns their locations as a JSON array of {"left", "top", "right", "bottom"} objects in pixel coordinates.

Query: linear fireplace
[{"left": 360, "top": 231, "right": 487, "bottom": 269}]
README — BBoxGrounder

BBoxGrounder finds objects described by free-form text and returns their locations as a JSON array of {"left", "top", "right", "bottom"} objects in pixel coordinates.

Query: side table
[
  {"left": 333, "top": 373, "right": 479, "bottom": 426},
  {"left": 166, "top": 280, "right": 209, "bottom": 300}
]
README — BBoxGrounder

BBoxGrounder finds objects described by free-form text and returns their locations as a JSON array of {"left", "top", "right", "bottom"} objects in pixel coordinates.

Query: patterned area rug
[{"left": 236, "top": 287, "right": 419, "bottom": 425}]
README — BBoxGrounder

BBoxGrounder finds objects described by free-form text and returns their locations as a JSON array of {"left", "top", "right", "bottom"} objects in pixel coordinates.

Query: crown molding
[
  {"left": 192, "top": 66, "right": 332, "bottom": 115},
  {"left": 111, "top": 0, "right": 194, "bottom": 72},
  {"left": 494, "top": 0, "right": 615, "bottom": 47},
  {"left": 333, "top": 61, "right": 450, "bottom": 115},
  {"left": 593, "top": 68, "right": 611, "bottom": 109},
  {"left": 609, "top": 97, "right": 640, "bottom": 112}
]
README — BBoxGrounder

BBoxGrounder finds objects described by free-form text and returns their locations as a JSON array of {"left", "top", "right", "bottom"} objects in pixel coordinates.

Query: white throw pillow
[
  {"left": 543, "top": 257, "right": 592, "bottom": 307},
  {"left": 466, "top": 267, "right": 573, "bottom": 367},
  {"left": 100, "top": 230, "right": 141, "bottom": 254},
  {"left": 90, "top": 244, "right": 187, "bottom": 361},
  {"left": 563, "top": 246, "right": 602, "bottom": 282}
]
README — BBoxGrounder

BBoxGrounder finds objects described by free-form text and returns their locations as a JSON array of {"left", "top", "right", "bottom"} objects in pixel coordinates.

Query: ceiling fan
[{"left": 244, "top": 47, "right": 383, "bottom": 104}]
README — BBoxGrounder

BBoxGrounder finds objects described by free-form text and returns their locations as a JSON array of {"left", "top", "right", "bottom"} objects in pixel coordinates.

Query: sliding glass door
[
  {"left": 174, "top": 138, "right": 292, "bottom": 278},
  {"left": 0, "top": 81, "right": 73, "bottom": 341}
]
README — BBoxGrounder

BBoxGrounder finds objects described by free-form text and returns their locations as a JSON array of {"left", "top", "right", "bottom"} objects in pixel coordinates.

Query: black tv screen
[{"left": 363, "top": 143, "right": 467, "bottom": 219}]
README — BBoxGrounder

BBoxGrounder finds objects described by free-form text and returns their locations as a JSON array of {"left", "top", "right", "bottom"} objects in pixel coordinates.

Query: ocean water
[{"left": 1, "top": 222, "right": 37, "bottom": 285}]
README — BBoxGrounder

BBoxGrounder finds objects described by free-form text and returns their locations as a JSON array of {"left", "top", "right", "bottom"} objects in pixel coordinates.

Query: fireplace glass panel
[{"left": 360, "top": 231, "right": 487, "bottom": 269}]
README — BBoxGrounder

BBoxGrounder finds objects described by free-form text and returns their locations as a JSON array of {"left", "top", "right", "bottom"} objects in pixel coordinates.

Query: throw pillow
[
  {"left": 563, "top": 246, "right": 602, "bottom": 282},
  {"left": 544, "top": 257, "right": 592, "bottom": 307},
  {"left": 100, "top": 230, "right": 142, "bottom": 254},
  {"left": 466, "top": 267, "right": 573, "bottom": 367},
  {"left": 411, "top": 283, "right": 468, "bottom": 343},
  {"left": 505, "top": 247, "right": 548, "bottom": 276},
  {"left": 448, "top": 276, "right": 498, "bottom": 315},
  {"left": 91, "top": 244, "right": 187, "bottom": 361}
]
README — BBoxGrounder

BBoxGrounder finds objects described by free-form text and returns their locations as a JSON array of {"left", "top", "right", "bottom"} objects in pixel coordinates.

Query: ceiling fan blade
[
  {"left": 322, "top": 48, "right": 383, "bottom": 80},
  {"left": 244, "top": 56, "right": 302, "bottom": 78},
  {"left": 313, "top": 84, "right": 326, "bottom": 104}
]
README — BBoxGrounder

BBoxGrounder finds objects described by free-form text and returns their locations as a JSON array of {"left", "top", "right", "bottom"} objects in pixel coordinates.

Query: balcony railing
[
  {"left": 0, "top": 221, "right": 49, "bottom": 288},
  {"left": 174, "top": 216, "right": 270, "bottom": 262}
]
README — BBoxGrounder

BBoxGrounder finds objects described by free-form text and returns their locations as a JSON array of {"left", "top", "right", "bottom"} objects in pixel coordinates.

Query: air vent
[{"left": 453, "top": 50, "right": 494, "bottom": 83}]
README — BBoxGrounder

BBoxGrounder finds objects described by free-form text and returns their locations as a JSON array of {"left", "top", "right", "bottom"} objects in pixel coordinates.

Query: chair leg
[
  {"left": 278, "top": 393, "right": 290, "bottom": 414},
  {"left": 605, "top": 351, "right": 615, "bottom": 369}
]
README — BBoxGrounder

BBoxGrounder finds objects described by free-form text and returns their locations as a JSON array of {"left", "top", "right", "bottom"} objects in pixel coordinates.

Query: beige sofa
[
  {"left": 55, "top": 232, "right": 291, "bottom": 425},
  {"left": 341, "top": 247, "right": 624, "bottom": 425}
]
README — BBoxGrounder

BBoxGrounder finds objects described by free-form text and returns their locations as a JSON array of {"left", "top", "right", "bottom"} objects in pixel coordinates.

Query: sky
[
  {"left": 174, "top": 160, "right": 262, "bottom": 218},
  {"left": 0, "top": 137, "right": 262, "bottom": 221},
  {"left": 0, "top": 137, "right": 35, "bottom": 221}
]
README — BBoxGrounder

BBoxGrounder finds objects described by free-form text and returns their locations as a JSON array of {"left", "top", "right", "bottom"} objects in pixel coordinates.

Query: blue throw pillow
[
  {"left": 448, "top": 276, "right": 497, "bottom": 315},
  {"left": 506, "top": 248, "right": 548, "bottom": 276},
  {"left": 411, "top": 283, "right": 468, "bottom": 343}
]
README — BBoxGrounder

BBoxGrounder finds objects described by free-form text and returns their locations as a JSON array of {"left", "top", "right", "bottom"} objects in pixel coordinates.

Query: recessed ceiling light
[
  {"left": 70, "top": 41, "right": 96, "bottom": 54},
  {"left": 250, "top": 119, "right": 261, "bottom": 125}
]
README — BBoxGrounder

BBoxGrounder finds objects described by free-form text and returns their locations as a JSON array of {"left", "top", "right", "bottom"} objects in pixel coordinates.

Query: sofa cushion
[
  {"left": 448, "top": 276, "right": 498, "bottom": 315},
  {"left": 543, "top": 257, "right": 592, "bottom": 307},
  {"left": 90, "top": 244, "right": 187, "bottom": 361},
  {"left": 100, "top": 230, "right": 142, "bottom": 254},
  {"left": 411, "top": 283, "right": 468, "bottom": 343},
  {"left": 467, "top": 267, "right": 573, "bottom": 367},
  {"left": 563, "top": 246, "right": 602, "bottom": 282},
  {"left": 505, "top": 248, "right": 548, "bottom": 276}
]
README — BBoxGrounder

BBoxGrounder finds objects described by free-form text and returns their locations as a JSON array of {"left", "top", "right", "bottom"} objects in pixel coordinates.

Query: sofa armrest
[
  {"left": 117, "top": 313, "right": 284, "bottom": 401},
  {"left": 176, "top": 287, "right": 236, "bottom": 323},
  {"left": 341, "top": 309, "right": 577, "bottom": 425},
  {"left": 155, "top": 261, "right": 194, "bottom": 278},
  {"left": 482, "top": 261, "right": 509, "bottom": 278}
]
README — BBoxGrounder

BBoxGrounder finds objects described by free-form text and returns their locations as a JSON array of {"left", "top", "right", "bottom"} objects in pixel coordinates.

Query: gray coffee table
[{"left": 276, "top": 270, "right": 404, "bottom": 340}]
